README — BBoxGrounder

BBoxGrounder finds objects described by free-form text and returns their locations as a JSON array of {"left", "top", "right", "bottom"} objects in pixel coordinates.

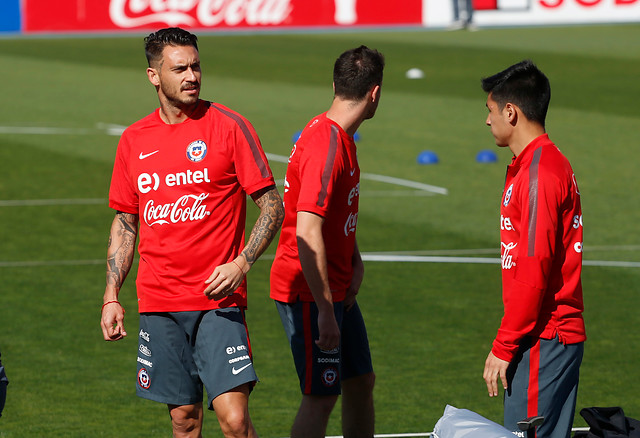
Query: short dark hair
[
  {"left": 144, "top": 27, "right": 198, "bottom": 67},
  {"left": 333, "top": 45, "right": 385, "bottom": 101},
  {"left": 481, "top": 60, "right": 550, "bottom": 127}
]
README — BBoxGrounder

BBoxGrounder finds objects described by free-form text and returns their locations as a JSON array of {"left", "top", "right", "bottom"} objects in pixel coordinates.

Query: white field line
[
  {"left": 326, "top": 434, "right": 433, "bottom": 438},
  {"left": 267, "top": 153, "right": 448, "bottom": 196},
  {"left": 325, "top": 427, "right": 591, "bottom": 438},
  {"left": 0, "top": 198, "right": 106, "bottom": 207},
  {"left": 0, "top": 123, "right": 126, "bottom": 136}
]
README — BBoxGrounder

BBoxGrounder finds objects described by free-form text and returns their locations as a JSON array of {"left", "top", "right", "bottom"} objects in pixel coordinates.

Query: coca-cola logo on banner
[{"left": 109, "top": 0, "right": 293, "bottom": 28}]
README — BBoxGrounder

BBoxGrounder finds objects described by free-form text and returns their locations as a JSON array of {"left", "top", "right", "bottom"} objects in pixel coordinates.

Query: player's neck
[
  {"left": 508, "top": 123, "right": 546, "bottom": 157},
  {"left": 326, "top": 98, "right": 366, "bottom": 137},
  {"left": 158, "top": 99, "right": 201, "bottom": 125}
]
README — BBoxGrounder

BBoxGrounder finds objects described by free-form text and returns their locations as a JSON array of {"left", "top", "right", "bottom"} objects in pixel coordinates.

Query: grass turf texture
[{"left": 1, "top": 24, "right": 639, "bottom": 436}]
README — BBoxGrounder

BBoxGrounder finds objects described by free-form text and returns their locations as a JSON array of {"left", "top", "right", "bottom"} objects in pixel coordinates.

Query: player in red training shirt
[
  {"left": 100, "top": 28, "right": 283, "bottom": 438},
  {"left": 270, "top": 46, "right": 384, "bottom": 438},
  {"left": 481, "top": 60, "right": 585, "bottom": 438}
]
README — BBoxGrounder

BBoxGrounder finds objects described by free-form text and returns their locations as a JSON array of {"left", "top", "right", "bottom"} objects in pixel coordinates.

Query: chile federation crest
[{"left": 186, "top": 140, "right": 207, "bottom": 163}]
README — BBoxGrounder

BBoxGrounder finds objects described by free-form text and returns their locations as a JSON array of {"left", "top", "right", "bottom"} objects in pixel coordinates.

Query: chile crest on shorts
[
  {"left": 186, "top": 140, "right": 207, "bottom": 162},
  {"left": 138, "top": 368, "right": 151, "bottom": 389},
  {"left": 322, "top": 367, "right": 339, "bottom": 387}
]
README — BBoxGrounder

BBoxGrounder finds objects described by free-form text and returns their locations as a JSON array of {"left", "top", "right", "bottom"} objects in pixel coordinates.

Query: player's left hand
[
  {"left": 483, "top": 351, "right": 510, "bottom": 397},
  {"left": 204, "top": 258, "right": 246, "bottom": 300}
]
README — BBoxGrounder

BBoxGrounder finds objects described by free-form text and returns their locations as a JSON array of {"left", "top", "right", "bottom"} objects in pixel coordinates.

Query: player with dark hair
[
  {"left": 481, "top": 60, "right": 586, "bottom": 438},
  {"left": 100, "top": 27, "right": 284, "bottom": 438},
  {"left": 270, "top": 45, "right": 384, "bottom": 438}
]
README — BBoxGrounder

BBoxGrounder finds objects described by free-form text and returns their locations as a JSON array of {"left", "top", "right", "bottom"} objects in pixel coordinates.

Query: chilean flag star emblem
[{"left": 186, "top": 140, "right": 207, "bottom": 162}]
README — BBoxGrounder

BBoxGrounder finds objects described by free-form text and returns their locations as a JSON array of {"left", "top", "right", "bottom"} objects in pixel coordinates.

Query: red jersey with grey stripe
[
  {"left": 109, "top": 100, "right": 275, "bottom": 313},
  {"left": 494, "top": 134, "right": 586, "bottom": 362},
  {"left": 270, "top": 113, "right": 359, "bottom": 303}
]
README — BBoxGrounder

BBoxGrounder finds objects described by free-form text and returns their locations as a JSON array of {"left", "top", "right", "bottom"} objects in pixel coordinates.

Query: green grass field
[{"left": 1, "top": 24, "right": 639, "bottom": 437}]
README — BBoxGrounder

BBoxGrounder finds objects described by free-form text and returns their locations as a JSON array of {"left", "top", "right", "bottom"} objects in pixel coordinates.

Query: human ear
[
  {"left": 504, "top": 103, "right": 517, "bottom": 123},
  {"left": 370, "top": 85, "right": 380, "bottom": 103},
  {"left": 147, "top": 67, "right": 160, "bottom": 86}
]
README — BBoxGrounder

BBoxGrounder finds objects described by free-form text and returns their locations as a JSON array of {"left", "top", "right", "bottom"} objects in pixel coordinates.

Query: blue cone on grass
[
  {"left": 476, "top": 149, "right": 498, "bottom": 163},
  {"left": 417, "top": 150, "right": 439, "bottom": 165}
]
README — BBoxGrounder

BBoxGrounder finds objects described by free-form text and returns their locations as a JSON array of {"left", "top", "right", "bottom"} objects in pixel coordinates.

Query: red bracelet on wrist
[
  {"left": 101, "top": 300, "right": 125, "bottom": 314},
  {"left": 232, "top": 260, "right": 245, "bottom": 275}
]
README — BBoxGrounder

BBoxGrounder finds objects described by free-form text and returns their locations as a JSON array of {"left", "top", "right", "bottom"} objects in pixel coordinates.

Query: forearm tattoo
[
  {"left": 106, "top": 212, "right": 138, "bottom": 289},
  {"left": 243, "top": 186, "right": 284, "bottom": 264}
]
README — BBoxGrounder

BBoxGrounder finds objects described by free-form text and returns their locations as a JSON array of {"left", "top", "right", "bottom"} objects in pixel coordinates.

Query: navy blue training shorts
[
  {"left": 136, "top": 308, "right": 257, "bottom": 409},
  {"left": 276, "top": 299, "right": 373, "bottom": 396}
]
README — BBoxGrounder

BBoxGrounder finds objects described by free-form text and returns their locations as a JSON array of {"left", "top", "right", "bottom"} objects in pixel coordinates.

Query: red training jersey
[
  {"left": 270, "top": 113, "right": 359, "bottom": 303},
  {"left": 494, "top": 134, "right": 586, "bottom": 362},
  {"left": 109, "top": 100, "right": 275, "bottom": 313}
]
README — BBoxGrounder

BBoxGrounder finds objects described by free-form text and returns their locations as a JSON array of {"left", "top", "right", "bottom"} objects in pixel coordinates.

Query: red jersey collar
[{"left": 509, "top": 133, "right": 551, "bottom": 168}]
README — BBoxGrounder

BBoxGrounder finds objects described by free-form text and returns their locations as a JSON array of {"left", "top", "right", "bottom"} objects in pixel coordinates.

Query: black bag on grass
[{"left": 573, "top": 407, "right": 640, "bottom": 438}]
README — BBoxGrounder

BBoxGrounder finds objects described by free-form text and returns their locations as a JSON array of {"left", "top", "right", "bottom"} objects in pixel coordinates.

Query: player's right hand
[
  {"left": 315, "top": 308, "right": 340, "bottom": 352},
  {"left": 483, "top": 351, "right": 509, "bottom": 397},
  {"left": 101, "top": 302, "right": 127, "bottom": 341}
]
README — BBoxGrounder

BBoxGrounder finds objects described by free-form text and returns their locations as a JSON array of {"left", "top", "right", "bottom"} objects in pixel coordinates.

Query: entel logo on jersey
[
  {"left": 186, "top": 140, "right": 207, "bottom": 162},
  {"left": 348, "top": 183, "right": 359, "bottom": 206},
  {"left": 500, "top": 215, "right": 514, "bottom": 231},
  {"left": 138, "top": 169, "right": 211, "bottom": 194}
]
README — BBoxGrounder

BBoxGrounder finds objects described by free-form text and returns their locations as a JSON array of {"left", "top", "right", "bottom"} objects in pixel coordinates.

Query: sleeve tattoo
[
  {"left": 106, "top": 212, "right": 139, "bottom": 290},
  {"left": 243, "top": 186, "right": 284, "bottom": 264}
]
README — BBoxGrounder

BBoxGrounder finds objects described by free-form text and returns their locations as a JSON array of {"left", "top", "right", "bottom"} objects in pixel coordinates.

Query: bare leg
[
  {"left": 342, "top": 372, "right": 375, "bottom": 438},
  {"left": 291, "top": 394, "right": 339, "bottom": 438},
  {"left": 168, "top": 403, "right": 204, "bottom": 438},
  {"left": 211, "top": 384, "right": 258, "bottom": 438}
]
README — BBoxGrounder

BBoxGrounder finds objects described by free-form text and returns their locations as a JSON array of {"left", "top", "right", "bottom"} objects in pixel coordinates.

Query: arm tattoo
[
  {"left": 106, "top": 212, "right": 139, "bottom": 290},
  {"left": 242, "top": 186, "right": 284, "bottom": 265}
]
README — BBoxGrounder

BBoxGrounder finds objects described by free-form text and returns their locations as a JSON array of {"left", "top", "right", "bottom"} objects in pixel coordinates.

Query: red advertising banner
[
  {"left": 473, "top": 0, "right": 498, "bottom": 9},
  {"left": 24, "top": 0, "right": 423, "bottom": 32}
]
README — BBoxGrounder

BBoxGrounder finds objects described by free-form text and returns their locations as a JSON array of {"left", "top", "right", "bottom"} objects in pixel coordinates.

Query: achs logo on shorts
[
  {"left": 321, "top": 367, "right": 339, "bottom": 387},
  {"left": 186, "top": 140, "right": 207, "bottom": 162},
  {"left": 138, "top": 368, "right": 151, "bottom": 389}
]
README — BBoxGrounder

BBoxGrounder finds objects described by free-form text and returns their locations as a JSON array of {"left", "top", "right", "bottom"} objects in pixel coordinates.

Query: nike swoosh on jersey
[
  {"left": 232, "top": 363, "right": 253, "bottom": 375},
  {"left": 139, "top": 150, "right": 159, "bottom": 160}
]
